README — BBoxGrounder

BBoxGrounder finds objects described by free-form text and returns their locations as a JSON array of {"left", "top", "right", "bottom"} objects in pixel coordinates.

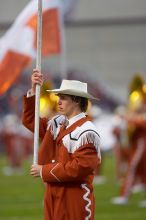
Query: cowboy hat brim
[{"left": 46, "top": 89, "right": 99, "bottom": 100}]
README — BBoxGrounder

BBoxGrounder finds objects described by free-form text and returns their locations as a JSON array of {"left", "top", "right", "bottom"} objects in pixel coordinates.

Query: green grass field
[{"left": 0, "top": 153, "right": 145, "bottom": 220}]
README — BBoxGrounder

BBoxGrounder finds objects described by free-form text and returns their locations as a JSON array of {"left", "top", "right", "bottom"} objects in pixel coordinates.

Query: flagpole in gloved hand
[{"left": 33, "top": 0, "right": 42, "bottom": 164}]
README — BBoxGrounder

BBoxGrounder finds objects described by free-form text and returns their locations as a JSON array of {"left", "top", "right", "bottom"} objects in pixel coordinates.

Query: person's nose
[{"left": 58, "top": 98, "right": 62, "bottom": 105}]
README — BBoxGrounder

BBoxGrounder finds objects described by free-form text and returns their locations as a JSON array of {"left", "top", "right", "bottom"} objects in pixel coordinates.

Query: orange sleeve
[
  {"left": 127, "top": 114, "right": 146, "bottom": 127},
  {"left": 42, "top": 144, "right": 100, "bottom": 183},
  {"left": 22, "top": 95, "right": 48, "bottom": 139}
]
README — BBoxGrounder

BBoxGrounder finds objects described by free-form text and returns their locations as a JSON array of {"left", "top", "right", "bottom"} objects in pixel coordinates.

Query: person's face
[{"left": 57, "top": 94, "right": 79, "bottom": 119}]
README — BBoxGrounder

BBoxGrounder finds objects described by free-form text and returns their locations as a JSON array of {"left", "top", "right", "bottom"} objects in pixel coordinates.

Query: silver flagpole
[
  {"left": 33, "top": 0, "right": 42, "bottom": 164},
  {"left": 59, "top": 6, "right": 67, "bottom": 79}
]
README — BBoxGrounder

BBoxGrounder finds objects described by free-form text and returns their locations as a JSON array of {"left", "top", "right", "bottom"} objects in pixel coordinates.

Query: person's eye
[{"left": 61, "top": 96, "right": 66, "bottom": 100}]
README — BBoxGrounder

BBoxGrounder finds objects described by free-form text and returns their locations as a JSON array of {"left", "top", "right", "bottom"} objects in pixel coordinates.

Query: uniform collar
[{"left": 66, "top": 112, "right": 86, "bottom": 128}]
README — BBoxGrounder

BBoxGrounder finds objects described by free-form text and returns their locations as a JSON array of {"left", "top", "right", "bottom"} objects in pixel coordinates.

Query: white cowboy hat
[{"left": 47, "top": 79, "right": 98, "bottom": 100}]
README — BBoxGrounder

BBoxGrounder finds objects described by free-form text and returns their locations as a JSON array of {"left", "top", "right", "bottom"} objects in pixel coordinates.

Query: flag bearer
[{"left": 22, "top": 69, "right": 101, "bottom": 220}]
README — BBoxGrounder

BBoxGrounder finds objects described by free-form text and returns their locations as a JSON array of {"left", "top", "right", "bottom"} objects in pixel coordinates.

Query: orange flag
[{"left": 0, "top": 0, "right": 61, "bottom": 95}]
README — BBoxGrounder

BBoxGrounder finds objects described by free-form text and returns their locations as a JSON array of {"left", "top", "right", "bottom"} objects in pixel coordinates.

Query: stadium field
[{"left": 0, "top": 153, "right": 145, "bottom": 220}]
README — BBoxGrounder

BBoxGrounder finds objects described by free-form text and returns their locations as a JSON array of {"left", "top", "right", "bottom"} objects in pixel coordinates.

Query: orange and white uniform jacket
[{"left": 22, "top": 95, "right": 101, "bottom": 220}]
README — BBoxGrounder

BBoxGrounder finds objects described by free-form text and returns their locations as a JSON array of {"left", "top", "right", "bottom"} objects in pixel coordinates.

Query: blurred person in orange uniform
[
  {"left": 22, "top": 69, "right": 101, "bottom": 220},
  {"left": 88, "top": 105, "right": 105, "bottom": 184},
  {"left": 89, "top": 105, "right": 117, "bottom": 185},
  {"left": 1, "top": 114, "right": 33, "bottom": 175},
  {"left": 112, "top": 105, "right": 131, "bottom": 182},
  {"left": 111, "top": 74, "right": 146, "bottom": 207}
]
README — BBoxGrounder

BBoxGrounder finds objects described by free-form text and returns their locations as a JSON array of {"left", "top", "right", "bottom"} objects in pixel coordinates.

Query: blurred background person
[
  {"left": 1, "top": 114, "right": 33, "bottom": 175},
  {"left": 112, "top": 105, "right": 131, "bottom": 182},
  {"left": 111, "top": 74, "right": 146, "bottom": 207},
  {"left": 89, "top": 104, "right": 117, "bottom": 185}
]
